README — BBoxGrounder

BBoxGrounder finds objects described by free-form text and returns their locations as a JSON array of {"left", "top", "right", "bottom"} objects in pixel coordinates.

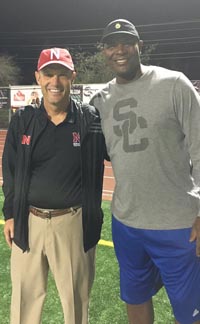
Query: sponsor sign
[
  {"left": 191, "top": 80, "right": 200, "bottom": 94},
  {"left": 82, "top": 84, "right": 105, "bottom": 103},
  {"left": 0, "top": 87, "right": 10, "bottom": 109},
  {"left": 11, "top": 86, "right": 42, "bottom": 109}
]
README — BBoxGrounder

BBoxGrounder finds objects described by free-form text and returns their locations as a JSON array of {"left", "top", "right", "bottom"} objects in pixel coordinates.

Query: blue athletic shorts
[{"left": 112, "top": 215, "right": 200, "bottom": 324}]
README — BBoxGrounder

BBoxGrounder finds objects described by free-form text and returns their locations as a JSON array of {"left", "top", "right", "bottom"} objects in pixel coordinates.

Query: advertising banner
[
  {"left": 71, "top": 84, "right": 83, "bottom": 103},
  {"left": 11, "top": 86, "right": 42, "bottom": 110},
  {"left": 82, "top": 84, "right": 105, "bottom": 103},
  {"left": 0, "top": 87, "right": 10, "bottom": 109},
  {"left": 191, "top": 80, "right": 200, "bottom": 95},
  {"left": 0, "top": 87, "right": 10, "bottom": 128}
]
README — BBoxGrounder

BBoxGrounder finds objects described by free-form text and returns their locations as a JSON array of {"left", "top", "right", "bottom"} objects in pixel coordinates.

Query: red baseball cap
[{"left": 37, "top": 48, "right": 74, "bottom": 71}]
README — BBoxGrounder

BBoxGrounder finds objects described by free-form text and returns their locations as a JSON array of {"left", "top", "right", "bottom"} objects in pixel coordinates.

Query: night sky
[{"left": 1, "top": 0, "right": 200, "bottom": 83}]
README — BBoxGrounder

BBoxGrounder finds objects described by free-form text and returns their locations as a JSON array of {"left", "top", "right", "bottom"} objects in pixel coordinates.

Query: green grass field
[{"left": 0, "top": 189, "right": 174, "bottom": 323}]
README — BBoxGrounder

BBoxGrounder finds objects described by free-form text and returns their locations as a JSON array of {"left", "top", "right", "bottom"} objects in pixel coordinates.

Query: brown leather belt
[{"left": 29, "top": 206, "right": 81, "bottom": 219}]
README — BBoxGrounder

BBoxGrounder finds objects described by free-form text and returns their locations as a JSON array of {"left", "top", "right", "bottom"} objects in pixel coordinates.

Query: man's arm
[
  {"left": 174, "top": 74, "right": 200, "bottom": 255},
  {"left": 2, "top": 115, "right": 18, "bottom": 246},
  {"left": 89, "top": 95, "right": 110, "bottom": 161}
]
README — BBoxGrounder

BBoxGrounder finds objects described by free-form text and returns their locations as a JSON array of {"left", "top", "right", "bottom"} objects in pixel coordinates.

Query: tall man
[
  {"left": 91, "top": 19, "right": 200, "bottom": 324},
  {"left": 3, "top": 47, "right": 106, "bottom": 324}
]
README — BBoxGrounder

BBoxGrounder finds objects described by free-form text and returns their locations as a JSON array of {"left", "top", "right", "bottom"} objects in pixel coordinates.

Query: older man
[{"left": 3, "top": 47, "right": 106, "bottom": 324}]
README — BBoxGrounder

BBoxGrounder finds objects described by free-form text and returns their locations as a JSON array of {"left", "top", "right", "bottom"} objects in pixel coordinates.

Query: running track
[{"left": 0, "top": 130, "right": 115, "bottom": 201}]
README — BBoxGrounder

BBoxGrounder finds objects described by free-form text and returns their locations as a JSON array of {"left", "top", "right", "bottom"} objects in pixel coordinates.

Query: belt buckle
[{"left": 42, "top": 210, "right": 52, "bottom": 219}]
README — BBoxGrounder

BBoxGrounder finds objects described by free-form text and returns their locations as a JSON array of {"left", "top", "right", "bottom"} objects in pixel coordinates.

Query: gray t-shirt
[{"left": 91, "top": 65, "right": 200, "bottom": 229}]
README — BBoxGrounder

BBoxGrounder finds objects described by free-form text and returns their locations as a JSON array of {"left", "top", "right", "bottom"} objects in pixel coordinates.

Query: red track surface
[{"left": 0, "top": 130, "right": 114, "bottom": 201}]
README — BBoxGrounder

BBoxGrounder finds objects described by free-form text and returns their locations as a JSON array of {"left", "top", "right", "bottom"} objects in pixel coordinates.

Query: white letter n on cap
[{"left": 50, "top": 48, "right": 60, "bottom": 60}]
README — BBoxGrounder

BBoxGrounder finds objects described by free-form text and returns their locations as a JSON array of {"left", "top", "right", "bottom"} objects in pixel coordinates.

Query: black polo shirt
[{"left": 28, "top": 105, "right": 82, "bottom": 209}]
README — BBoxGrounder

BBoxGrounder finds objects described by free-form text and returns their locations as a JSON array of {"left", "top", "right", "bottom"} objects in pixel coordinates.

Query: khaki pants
[{"left": 10, "top": 208, "right": 95, "bottom": 324}]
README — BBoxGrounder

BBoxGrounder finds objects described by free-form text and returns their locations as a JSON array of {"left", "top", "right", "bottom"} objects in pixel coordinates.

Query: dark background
[{"left": 1, "top": 0, "right": 200, "bottom": 84}]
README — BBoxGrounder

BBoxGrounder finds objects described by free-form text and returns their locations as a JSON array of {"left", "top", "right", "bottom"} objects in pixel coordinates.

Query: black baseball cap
[{"left": 101, "top": 19, "right": 140, "bottom": 43}]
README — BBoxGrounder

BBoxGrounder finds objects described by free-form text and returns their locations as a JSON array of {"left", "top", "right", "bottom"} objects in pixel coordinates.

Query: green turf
[{"left": 0, "top": 190, "right": 174, "bottom": 323}]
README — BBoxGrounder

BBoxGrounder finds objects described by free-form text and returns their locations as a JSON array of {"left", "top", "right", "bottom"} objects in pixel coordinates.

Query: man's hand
[
  {"left": 4, "top": 218, "right": 14, "bottom": 248},
  {"left": 189, "top": 216, "right": 200, "bottom": 257}
]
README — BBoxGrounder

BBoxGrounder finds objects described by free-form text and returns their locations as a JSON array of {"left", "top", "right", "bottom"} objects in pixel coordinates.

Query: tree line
[{"left": 0, "top": 45, "right": 155, "bottom": 86}]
